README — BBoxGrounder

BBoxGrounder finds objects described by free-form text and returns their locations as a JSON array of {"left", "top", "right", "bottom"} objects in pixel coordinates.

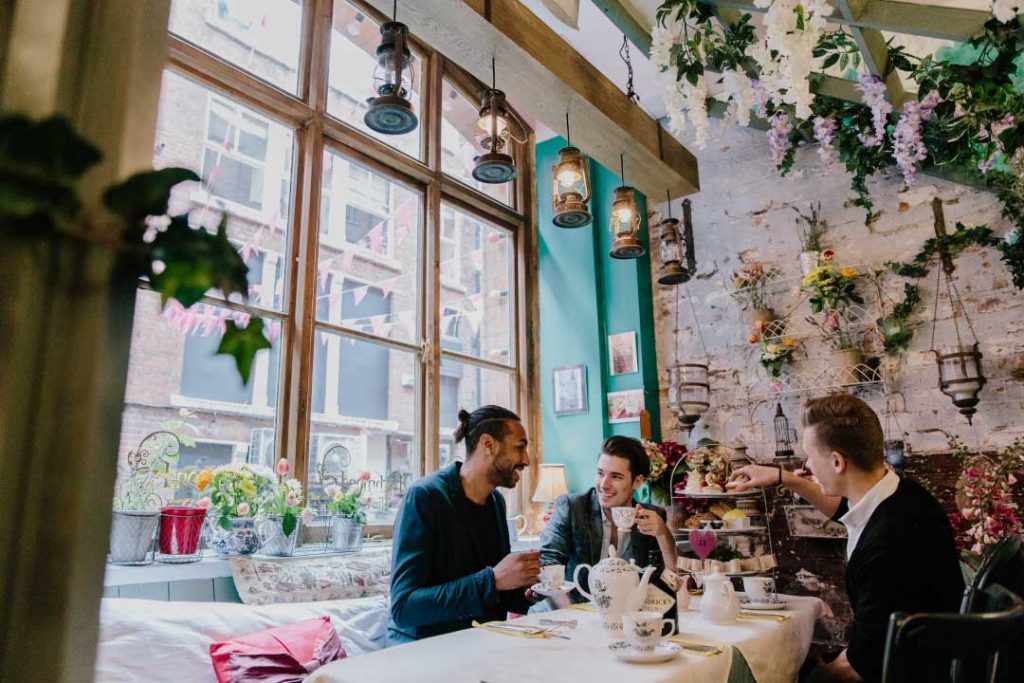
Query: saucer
[
  {"left": 742, "top": 599, "right": 789, "bottom": 610},
  {"left": 530, "top": 582, "right": 575, "bottom": 597},
  {"left": 608, "top": 641, "right": 681, "bottom": 664}
]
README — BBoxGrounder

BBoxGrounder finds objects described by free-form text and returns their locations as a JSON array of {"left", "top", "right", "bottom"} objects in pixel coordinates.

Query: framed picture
[
  {"left": 608, "top": 331, "right": 638, "bottom": 376},
  {"left": 552, "top": 364, "right": 588, "bottom": 416},
  {"left": 606, "top": 389, "right": 644, "bottom": 424}
]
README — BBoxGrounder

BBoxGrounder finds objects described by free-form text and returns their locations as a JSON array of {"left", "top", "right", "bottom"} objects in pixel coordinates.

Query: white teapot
[
  {"left": 700, "top": 568, "right": 740, "bottom": 625},
  {"left": 573, "top": 546, "right": 656, "bottom": 635}
]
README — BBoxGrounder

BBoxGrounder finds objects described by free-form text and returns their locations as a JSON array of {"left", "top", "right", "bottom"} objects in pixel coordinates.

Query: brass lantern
[
  {"left": 473, "top": 61, "right": 523, "bottom": 184},
  {"left": 552, "top": 146, "right": 592, "bottom": 227},
  {"left": 609, "top": 154, "right": 643, "bottom": 258},
  {"left": 935, "top": 344, "right": 986, "bottom": 424},
  {"left": 364, "top": 13, "right": 418, "bottom": 136},
  {"left": 658, "top": 196, "right": 696, "bottom": 285},
  {"left": 667, "top": 363, "right": 710, "bottom": 433}
]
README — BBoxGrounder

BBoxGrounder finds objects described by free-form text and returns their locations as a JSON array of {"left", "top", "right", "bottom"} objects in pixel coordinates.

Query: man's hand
[
  {"left": 726, "top": 464, "right": 780, "bottom": 492},
  {"left": 635, "top": 505, "right": 670, "bottom": 539},
  {"left": 493, "top": 550, "right": 541, "bottom": 591}
]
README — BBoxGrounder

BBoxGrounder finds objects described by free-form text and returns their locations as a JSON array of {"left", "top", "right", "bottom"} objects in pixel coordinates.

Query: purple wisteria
[
  {"left": 751, "top": 79, "right": 769, "bottom": 118},
  {"left": 812, "top": 116, "right": 839, "bottom": 173},
  {"left": 856, "top": 75, "right": 893, "bottom": 148},
  {"left": 768, "top": 112, "right": 793, "bottom": 169},
  {"left": 892, "top": 95, "right": 936, "bottom": 186}
]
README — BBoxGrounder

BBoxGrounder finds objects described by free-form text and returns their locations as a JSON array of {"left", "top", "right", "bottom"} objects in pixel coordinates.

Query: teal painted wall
[{"left": 537, "top": 138, "right": 661, "bottom": 495}]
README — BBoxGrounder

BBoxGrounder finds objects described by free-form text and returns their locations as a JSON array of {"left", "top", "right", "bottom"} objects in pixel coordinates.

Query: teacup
[
  {"left": 621, "top": 610, "right": 675, "bottom": 652},
  {"left": 742, "top": 576, "right": 776, "bottom": 603},
  {"left": 611, "top": 506, "right": 637, "bottom": 530},
  {"left": 540, "top": 564, "right": 565, "bottom": 590}
]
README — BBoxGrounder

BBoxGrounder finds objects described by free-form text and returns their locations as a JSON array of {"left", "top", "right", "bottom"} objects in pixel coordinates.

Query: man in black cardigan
[{"left": 729, "top": 394, "right": 963, "bottom": 682}]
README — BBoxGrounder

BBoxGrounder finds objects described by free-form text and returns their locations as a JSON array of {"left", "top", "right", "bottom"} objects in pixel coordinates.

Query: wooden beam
[
  {"left": 360, "top": 0, "right": 699, "bottom": 198},
  {"left": 592, "top": 0, "right": 652, "bottom": 54},
  {"left": 834, "top": 0, "right": 905, "bottom": 107},
  {"left": 707, "top": 0, "right": 988, "bottom": 42}
]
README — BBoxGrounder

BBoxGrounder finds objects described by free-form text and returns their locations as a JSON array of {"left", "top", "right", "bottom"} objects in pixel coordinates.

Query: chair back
[
  {"left": 881, "top": 585, "right": 1024, "bottom": 683},
  {"left": 963, "top": 536, "right": 1024, "bottom": 610}
]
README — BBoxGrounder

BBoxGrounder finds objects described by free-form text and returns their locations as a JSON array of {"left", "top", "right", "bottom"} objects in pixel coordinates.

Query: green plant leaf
[
  {"left": 149, "top": 214, "right": 250, "bottom": 308},
  {"left": 0, "top": 116, "right": 102, "bottom": 180},
  {"left": 103, "top": 168, "right": 199, "bottom": 221},
  {"left": 217, "top": 317, "right": 271, "bottom": 385},
  {"left": 218, "top": 515, "right": 233, "bottom": 532},
  {"left": 282, "top": 511, "right": 297, "bottom": 537}
]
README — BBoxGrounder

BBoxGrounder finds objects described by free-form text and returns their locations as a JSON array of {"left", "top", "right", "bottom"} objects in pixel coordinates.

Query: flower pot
[
  {"left": 833, "top": 347, "right": 863, "bottom": 385},
  {"left": 205, "top": 517, "right": 262, "bottom": 556},
  {"left": 799, "top": 251, "right": 820, "bottom": 276},
  {"left": 747, "top": 308, "right": 775, "bottom": 325},
  {"left": 156, "top": 506, "right": 206, "bottom": 563},
  {"left": 329, "top": 516, "right": 364, "bottom": 553},
  {"left": 109, "top": 510, "right": 159, "bottom": 565},
  {"left": 259, "top": 515, "right": 301, "bottom": 556}
]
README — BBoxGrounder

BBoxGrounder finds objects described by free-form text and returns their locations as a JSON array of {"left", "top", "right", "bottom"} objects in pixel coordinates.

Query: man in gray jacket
[{"left": 540, "top": 436, "right": 677, "bottom": 607}]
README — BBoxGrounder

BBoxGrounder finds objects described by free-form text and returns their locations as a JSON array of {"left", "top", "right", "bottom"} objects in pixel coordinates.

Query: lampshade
[{"left": 532, "top": 464, "right": 568, "bottom": 503}]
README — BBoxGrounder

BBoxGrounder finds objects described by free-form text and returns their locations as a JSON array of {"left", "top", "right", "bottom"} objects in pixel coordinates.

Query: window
[{"left": 116, "top": 2, "right": 532, "bottom": 536}]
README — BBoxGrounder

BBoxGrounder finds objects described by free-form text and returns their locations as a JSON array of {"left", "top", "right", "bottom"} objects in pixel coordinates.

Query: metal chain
[
  {"left": 674, "top": 287, "right": 680, "bottom": 366},
  {"left": 929, "top": 260, "right": 942, "bottom": 351},
  {"left": 619, "top": 36, "right": 640, "bottom": 104},
  {"left": 684, "top": 283, "right": 711, "bottom": 363},
  {"left": 947, "top": 275, "right": 979, "bottom": 343},
  {"left": 944, "top": 272, "right": 966, "bottom": 350}
]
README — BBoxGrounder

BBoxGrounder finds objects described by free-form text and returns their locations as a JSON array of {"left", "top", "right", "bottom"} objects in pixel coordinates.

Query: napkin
[
  {"left": 471, "top": 620, "right": 548, "bottom": 638},
  {"left": 665, "top": 635, "right": 726, "bottom": 656},
  {"left": 737, "top": 612, "right": 790, "bottom": 622},
  {"left": 565, "top": 603, "right": 598, "bottom": 613}
]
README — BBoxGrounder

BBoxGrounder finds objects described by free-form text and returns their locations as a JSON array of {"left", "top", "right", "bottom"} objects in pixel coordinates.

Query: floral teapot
[
  {"left": 573, "top": 546, "right": 655, "bottom": 634},
  {"left": 700, "top": 568, "right": 740, "bottom": 625}
]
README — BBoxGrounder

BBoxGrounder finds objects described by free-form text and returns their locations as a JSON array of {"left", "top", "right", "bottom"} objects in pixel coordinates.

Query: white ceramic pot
[{"left": 573, "top": 546, "right": 655, "bottom": 635}]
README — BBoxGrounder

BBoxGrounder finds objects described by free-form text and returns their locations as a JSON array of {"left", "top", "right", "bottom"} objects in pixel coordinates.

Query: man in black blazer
[
  {"left": 729, "top": 394, "right": 963, "bottom": 683},
  {"left": 540, "top": 435, "right": 677, "bottom": 607}
]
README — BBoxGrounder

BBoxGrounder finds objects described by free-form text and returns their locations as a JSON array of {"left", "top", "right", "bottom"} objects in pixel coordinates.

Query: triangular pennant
[
  {"left": 268, "top": 320, "right": 282, "bottom": 343},
  {"left": 353, "top": 285, "right": 369, "bottom": 306},
  {"left": 367, "top": 224, "right": 385, "bottom": 255},
  {"left": 342, "top": 250, "right": 356, "bottom": 270},
  {"left": 318, "top": 269, "right": 330, "bottom": 292}
]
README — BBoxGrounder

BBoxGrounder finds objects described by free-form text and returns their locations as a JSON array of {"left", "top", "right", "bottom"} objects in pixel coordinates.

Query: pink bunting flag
[
  {"left": 352, "top": 285, "right": 369, "bottom": 306},
  {"left": 468, "top": 293, "right": 484, "bottom": 310},
  {"left": 268, "top": 320, "right": 282, "bottom": 343},
  {"left": 367, "top": 224, "right": 384, "bottom": 255},
  {"left": 369, "top": 315, "right": 389, "bottom": 337},
  {"left": 380, "top": 278, "right": 394, "bottom": 298},
  {"left": 342, "top": 250, "right": 356, "bottom": 271},
  {"left": 318, "top": 269, "right": 330, "bottom": 292}
]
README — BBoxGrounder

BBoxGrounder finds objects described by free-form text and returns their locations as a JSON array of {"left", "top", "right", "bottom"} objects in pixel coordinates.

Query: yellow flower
[
  {"left": 782, "top": 337, "right": 796, "bottom": 347},
  {"left": 241, "top": 481, "right": 257, "bottom": 498},
  {"left": 195, "top": 469, "right": 213, "bottom": 492},
  {"left": 766, "top": 344, "right": 780, "bottom": 354},
  {"left": 840, "top": 267, "right": 857, "bottom": 278}
]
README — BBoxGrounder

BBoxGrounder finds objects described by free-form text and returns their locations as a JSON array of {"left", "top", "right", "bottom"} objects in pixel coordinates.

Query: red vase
[{"left": 158, "top": 506, "right": 206, "bottom": 556}]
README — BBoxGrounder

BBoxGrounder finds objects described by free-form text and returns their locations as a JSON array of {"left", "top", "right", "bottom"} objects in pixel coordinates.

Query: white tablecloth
[{"left": 307, "top": 595, "right": 824, "bottom": 683}]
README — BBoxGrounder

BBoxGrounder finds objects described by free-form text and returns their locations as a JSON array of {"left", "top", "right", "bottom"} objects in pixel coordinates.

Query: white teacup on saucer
[{"left": 611, "top": 506, "right": 637, "bottom": 530}]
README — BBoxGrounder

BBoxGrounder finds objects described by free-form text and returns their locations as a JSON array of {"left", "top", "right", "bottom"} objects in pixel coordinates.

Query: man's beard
[{"left": 492, "top": 456, "right": 522, "bottom": 488}]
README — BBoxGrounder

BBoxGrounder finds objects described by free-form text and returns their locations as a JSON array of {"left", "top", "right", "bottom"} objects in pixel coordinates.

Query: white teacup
[
  {"left": 742, "top": 576, "right": 776, "bottom": 603},
  {"left": 622, "top": 611, "right": 675, "bottom": 652},
  {"left": 611, "top": 506, "right": 637, "bottom": 530},
  {"left": 540, "top": 564, "right": 565, "bottom": 590}
]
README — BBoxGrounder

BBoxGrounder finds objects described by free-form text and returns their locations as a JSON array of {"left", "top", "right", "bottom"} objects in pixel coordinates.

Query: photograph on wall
[
  {"left": 606, "top": 389, "right": 644, "bottom": 424},
  {"left": 608, "top": 331, "right": 639, "bottom": 376},
  {"left": 552, "top": 364, "right": 588, "bottom": 416}
]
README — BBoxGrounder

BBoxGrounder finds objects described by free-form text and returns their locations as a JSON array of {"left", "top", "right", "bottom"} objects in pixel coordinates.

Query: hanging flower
[
  {"left": 991, "top": 0, "right": 1024, "bottom": 24},
  {"left": 753, "top": 0, "right": 830, "bottom": 119},
  {"left": 856, "top": 75, "right": 892, "bottom": 148},
  {"left": 768, "top": 112, "right": 793, "bottom": 169},
  {"left": 813, "top": 115, "right": 839, "bottom": 173},
  {"left": 650, "top": 23, "right": 678, "bottom": 77},
  {"left": 665, "top": 76, "right": 711, "bottom": 148},
  {"left": 721, "top": 68, "right": 755, "bottom": 127},
  {"left": 893, "top": 100, "right": 930, "bottom": 185}
]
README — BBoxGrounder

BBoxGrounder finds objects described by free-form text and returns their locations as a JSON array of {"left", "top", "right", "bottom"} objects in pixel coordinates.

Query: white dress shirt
[{"left": 839, "top": 469, "right": 900, "bottom": 559}]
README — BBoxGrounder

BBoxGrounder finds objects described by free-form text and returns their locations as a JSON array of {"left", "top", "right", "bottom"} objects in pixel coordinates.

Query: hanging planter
[{"left": 832, "top": 347, "right": 863, "bottom": 385}]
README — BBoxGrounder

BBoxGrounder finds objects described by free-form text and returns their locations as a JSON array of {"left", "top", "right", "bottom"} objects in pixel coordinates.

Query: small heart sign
[{"left": 688, "top": 529, "right": 718, "bottom": 561}]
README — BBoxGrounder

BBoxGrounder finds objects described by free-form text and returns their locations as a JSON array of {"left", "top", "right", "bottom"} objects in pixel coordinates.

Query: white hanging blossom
[
  {"left": 752, "top": 0, "right": 831, "bottom": 120},
  {"left": 651, "top": 23, "right": 678, "bottom": 78},
  {"left": 991, "top": 1, "right": 1024, "bottom": 23},
  {"left": 664, "top": 76, "right": 710, "bottom": 149},
  {"left": 720, "top": 68, "right": 756, "bottom": 127}
]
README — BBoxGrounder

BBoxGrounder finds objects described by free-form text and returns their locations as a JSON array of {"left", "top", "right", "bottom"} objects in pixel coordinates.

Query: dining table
[{"left": 306, "top": 594, "right": 826, "bottom": 683}]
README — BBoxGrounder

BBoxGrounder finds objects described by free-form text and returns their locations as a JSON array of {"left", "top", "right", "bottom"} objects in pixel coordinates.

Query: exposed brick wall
[{"left": 655, "top": 120, "right": 1024, "bottom": 648}]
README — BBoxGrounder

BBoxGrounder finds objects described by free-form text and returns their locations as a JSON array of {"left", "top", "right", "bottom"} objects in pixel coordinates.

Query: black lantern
[
  {"left": 882, "top": 396, "right": 907, "bottom": 473},
  {"left": 928, "top": 198, "right": 987, "bottom": 425},
  {"left": 473, "top": 60, "right": 524, "bottom": 184},
  {"left": 773, "top": 403, "right": 796, "bottom": 463},
  {"left": 364, "top": 5, "right": 417, "bottom": 136},
  {"left": 609, "top": 154, "right": 643, "bottom": 258},
  {"left": 658, "top": 195, "right": 696, "bottom": 285},
  {"left": 552, "top": 115, "right": 592, "bottom": 228}
]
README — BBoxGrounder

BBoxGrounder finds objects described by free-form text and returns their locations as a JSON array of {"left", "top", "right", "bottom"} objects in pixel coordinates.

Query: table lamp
[{"left": 532, "top": 464, "right": 568, "bottom": 524}]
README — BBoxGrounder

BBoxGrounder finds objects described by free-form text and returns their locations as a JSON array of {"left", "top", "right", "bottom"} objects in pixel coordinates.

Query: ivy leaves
[
  {"left": 148, "top": 215, "right": 248, "bottom": 308},
  {"left": 217, "top": 318, "right": 273, "bottom": 385}
]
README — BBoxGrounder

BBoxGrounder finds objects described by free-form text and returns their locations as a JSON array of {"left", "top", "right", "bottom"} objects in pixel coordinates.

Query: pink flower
[
  {"left": 285, "top": 492, "right": 299, "bottom": 507},
  {"left": 357, "top": 471, "right": 371, "bottom": 482},
  {"left": 813, "top": 116, "right": 839, "bottom": 173},
  {"left": 236, "top": 502, "right": 251, "bottom": 517},
  {"left": 300, "top": 507, "right": 315, "bottom": 524},
  {"left": 276, "top": 458, "right": 290, "bottom": 476},
  {"left": 197, "top": 497, "right": 211, "bottom": 510}
]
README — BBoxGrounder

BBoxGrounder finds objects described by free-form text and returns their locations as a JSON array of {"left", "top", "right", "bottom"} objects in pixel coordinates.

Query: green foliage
[
  {"left": 814, "top": 30, "right": 862, "bottom": 74},
  {"left": 656, "top": 1, "right": 755, "bottom": 85},
  {"left": 0, "top": 115, "right": 269, "bottom": 384},
  {"left": 325, "top": 483, "right": 368, "bottom": 525},
  {"left": 878, "top": 281, "right": 921, "bottom": 355},
  {"left": 793, "top": 202, "right": 827, "bottom": 252},
  {"left": 217, "top": 318, "right": 273, "bottom": 385}
]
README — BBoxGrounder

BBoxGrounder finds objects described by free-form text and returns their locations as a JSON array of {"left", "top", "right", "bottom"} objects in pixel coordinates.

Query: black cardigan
[{"left": 834, "top": 476, "right": 964, "bottom": 682}]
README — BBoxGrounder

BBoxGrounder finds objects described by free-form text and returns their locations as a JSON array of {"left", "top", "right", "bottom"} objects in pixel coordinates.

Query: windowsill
[
  {"left": 310, "top": 413, "right": 399, "bottom": 431},
  {"left": 104, "top": 536, "right": 541, "bottom": 588},
  {"left": 170, "top": 394, "right": 275, "bottom": 419}
]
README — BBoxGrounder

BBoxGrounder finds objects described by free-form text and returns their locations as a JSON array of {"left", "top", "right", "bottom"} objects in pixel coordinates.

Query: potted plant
[
  {"left": 325, "top": 481, "right": 369, "bottom": 553},
  {"left": 156, "top": 469, "right": 208, "bottom": 563},
  {"left": 794, "top": 203, "right": 828, "bottom": 276},
  {"left": 732, "top": 262, "right": 777, "bottom": 324},
  {"left": 749, "top": 323, "right": 797, "bottom": 378},
  {"left": 803, "top": 254, "right": 866, "bottom": 383},
  {"left": 258, "top": 459, "right": 315, "bottom": 556},
  {"left": 200, "top": 463, "right": 275, "bottom": 556},
  {"left": 110, "top": 467, "right": 161, "bottom": 566}
]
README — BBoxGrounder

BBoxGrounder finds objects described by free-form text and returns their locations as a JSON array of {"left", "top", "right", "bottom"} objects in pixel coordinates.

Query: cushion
[
  {"left": 231, "top": 550, "right": 392, "bottom": 606},
  {"left": 95, "top": 596, "right": 388, "bottom": 683},
  {"left": 209, "top": 616, "right": 344, "bottom": 683}
]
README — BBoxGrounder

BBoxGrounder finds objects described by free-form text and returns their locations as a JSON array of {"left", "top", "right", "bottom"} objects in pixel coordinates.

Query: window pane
[
  {"left": 439, "top": 204, "right": 514, "bottom": 365},
  {"left": 438, "top": 360, "right": 514, "bottom": 467},
  {"left": 317, "top": 150, "right": 421, "bottom": 344},
  {"left": 154, "top": 70, "right": 294, "bottom": 313},
  {"left": 441, "top": 82, "right": 512, "bottom": 206},
  {"left": 117, "top": 289, "right": 283, "bottom": 501},
  {"left": 308, "top": 329, "right": 420, "bottom": 525},
  {"left": 328, "top": 1, "right": 423, "bottom": 160},
  {"left": 169, "top": 0, "right": 302, "bottom": 94}
]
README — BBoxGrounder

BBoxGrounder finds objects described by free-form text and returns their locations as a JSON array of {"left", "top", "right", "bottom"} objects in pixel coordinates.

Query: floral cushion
[{"left": 231, "top": 550, "right": 392, "bottom": 606}]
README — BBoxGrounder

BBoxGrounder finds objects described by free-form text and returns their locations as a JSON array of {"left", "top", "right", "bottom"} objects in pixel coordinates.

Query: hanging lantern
[
  {"left": 928, "top": 198, "right": 987, "bottom": 425},
  {"left": 609, "top": 154, "right": 643, "bottom": 258},
  {"left": 773, "top": 403, "right": 796, "bottom": 463},
  {"left": 667, "top": 363, "right": 710, "bottom": 432},
  {"left": 364, "top": 14, "right": 418, "bottom": 136},
  {"left": 472, "top": 61, "right": 524, "bottom": 184},
  {"left": 658, "top": 196, "right": 696, "bottom": 285},
  {"left": 884, "top": 439, "right": 906, "bottom": 473},
  {"left": 552, "top": 146, "right": 592, "bottom": 227}
]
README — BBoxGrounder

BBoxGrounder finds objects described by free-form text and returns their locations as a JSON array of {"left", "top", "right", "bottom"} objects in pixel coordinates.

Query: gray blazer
[{"left": 539, "top": 488, "right": 668, "bottom": 603}]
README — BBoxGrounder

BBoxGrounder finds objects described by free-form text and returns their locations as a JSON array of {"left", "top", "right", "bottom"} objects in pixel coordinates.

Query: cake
[{"left": 685, "top": 471, "right": 703, "bottom": 492}]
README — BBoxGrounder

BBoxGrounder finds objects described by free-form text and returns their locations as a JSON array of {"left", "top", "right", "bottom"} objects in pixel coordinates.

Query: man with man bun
[{"left": 388, "top": 405, "right": 540, "bottom": 644}]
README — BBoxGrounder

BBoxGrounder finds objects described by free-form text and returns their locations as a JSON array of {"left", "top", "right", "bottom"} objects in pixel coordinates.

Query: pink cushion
[{"left": 209, "top": 616, "right": 345, "bottom": 683}]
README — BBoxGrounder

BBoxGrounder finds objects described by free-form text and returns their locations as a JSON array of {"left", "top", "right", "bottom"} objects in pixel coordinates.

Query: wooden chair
[
  {"left": 962, "top": 536, "right": 1023, "bottom": 612},
  {"left": 881, "top": 584, "right": 1024, "bottom": 683}
]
